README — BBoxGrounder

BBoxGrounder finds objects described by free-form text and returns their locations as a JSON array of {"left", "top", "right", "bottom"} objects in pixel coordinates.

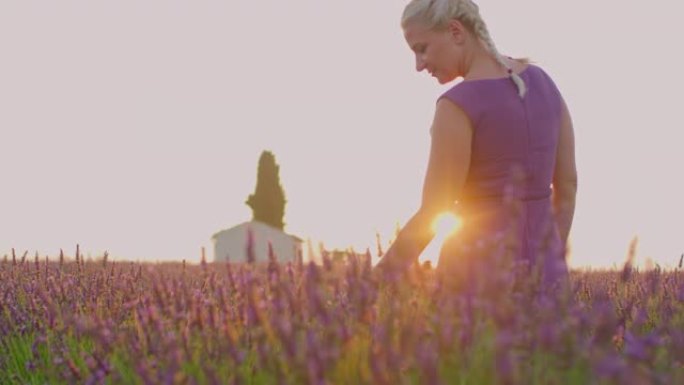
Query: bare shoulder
[{"left": 504, "top": 56, "right": 531, "bottom": 74}]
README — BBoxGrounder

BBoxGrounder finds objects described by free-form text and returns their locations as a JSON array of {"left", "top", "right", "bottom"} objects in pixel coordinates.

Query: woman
[{"left": 375, "top": 0, "right": 578, "bottom": 290}]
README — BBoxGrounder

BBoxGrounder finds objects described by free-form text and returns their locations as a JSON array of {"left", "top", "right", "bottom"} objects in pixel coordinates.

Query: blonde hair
[{"left": 401, "top": 0, "right": 527, "bottom": 98}]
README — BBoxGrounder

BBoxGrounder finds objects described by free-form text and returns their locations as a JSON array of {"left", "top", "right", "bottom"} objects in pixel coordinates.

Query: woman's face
[{"left": 403, "top": 20, "right": 465, "bottom": 84}]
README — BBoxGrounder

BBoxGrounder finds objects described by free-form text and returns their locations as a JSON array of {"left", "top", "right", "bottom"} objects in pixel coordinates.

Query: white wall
[{"left": 213, "top": 222, "right": 301, "bottom": 263}]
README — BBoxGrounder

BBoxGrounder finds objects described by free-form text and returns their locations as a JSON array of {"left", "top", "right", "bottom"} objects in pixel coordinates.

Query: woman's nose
[{"left": 415, "top": 56, "right": 426, "bottom": 72}]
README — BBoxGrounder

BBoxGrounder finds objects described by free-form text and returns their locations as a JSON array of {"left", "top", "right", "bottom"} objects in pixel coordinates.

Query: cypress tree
[{"left": 246, "top": 150, "right": 287, "bottom": 230}]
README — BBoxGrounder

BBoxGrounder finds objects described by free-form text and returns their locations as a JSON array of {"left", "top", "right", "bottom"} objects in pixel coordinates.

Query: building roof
[{"left": 211, "top": 220, "right": 304, "bottom": 243}]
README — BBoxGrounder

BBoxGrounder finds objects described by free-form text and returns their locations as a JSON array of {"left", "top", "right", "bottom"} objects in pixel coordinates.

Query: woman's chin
[{"left": 434, "top": 74, "right": 455, "bottom": 85}]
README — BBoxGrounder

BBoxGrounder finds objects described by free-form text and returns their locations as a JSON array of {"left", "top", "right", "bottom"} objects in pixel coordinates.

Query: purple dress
[{"left": 436, "top": 64, "right": 568, "bottom": 286}]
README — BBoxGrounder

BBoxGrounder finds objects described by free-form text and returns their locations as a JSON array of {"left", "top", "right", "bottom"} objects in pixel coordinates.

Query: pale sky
[{"left": 1, "top": 0, "right": 682, "bottom": 269}]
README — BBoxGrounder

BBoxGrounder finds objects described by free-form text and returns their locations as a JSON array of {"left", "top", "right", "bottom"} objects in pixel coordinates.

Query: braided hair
[{"left": 402, "top": 0, "right": 527, "bottom": 97}]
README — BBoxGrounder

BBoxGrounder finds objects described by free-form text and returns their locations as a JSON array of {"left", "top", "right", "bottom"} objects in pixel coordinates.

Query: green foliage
[
  {"left": 245, "top": 150, "right": 287, "bottom": 230},
  {"left": 0, "top": 334, "right": 49, "bottom": 385}
]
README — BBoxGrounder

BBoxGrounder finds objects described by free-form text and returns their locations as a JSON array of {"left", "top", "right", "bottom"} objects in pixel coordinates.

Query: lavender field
[{"left": 2, "top": 244, "right": 684, "bottom": 385}]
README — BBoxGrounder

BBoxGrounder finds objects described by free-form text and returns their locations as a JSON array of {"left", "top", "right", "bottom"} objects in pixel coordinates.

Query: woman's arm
[
  {"left": 551, "top": 96, "right": 578, "bottom": 246},
  {"left": 375, "top": 98, "right": 473, "bottom": 276}
]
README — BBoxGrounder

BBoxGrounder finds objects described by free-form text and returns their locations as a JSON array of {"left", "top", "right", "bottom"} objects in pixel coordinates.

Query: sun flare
[{"left": 431, "top": 212, "right": 462, "bottom": 238}]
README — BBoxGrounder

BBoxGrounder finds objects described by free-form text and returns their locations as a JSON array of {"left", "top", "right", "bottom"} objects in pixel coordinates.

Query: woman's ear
[{"left": 447, "top": 19, "right": 467, "bottom": 44}]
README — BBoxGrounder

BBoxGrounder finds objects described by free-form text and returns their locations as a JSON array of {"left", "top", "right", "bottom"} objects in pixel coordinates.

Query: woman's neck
[{"left": 461, "top": 47, "right": 510, "bottom": 81}]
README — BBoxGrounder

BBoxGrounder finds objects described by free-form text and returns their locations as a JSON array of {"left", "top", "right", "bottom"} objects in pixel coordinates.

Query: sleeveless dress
[{"left": 436, "top": 64, "right": 569, "bottom": 287}]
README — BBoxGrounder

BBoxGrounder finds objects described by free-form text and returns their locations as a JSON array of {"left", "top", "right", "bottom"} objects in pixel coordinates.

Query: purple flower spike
[
  {"left": 624, "top": 331, "right": 660, "bottom": 363},
  {"left": 246, "top": 227, "right": 256, "bottom": 264}
]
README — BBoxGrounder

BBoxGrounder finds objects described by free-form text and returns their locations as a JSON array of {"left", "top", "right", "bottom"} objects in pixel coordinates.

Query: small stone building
[{"left": 211, "top": 220, "right": 303, "bottom": 263}]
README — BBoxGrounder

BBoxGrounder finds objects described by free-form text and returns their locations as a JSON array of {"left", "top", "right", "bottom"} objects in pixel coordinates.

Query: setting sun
[
  {"left": 418, "top": 212, "right": 463, "bottom": 266},
  {"left": 431, "top": 212, "right": 463, "bottom": 238}
]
